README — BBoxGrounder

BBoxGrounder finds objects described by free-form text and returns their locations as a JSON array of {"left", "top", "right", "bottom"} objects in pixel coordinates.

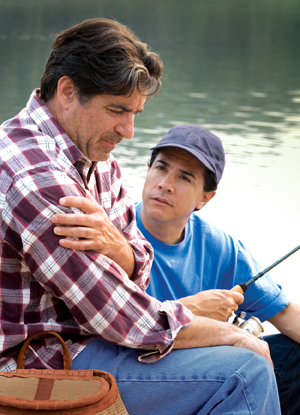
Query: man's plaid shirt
[{"left": 0, "top": 90, "right": 193, "bottom": 371}]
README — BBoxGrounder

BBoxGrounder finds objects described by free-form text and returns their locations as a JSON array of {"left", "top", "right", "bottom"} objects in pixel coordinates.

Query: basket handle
[{"left": 17, "top": 331, "right": 72, "bottom": 370}]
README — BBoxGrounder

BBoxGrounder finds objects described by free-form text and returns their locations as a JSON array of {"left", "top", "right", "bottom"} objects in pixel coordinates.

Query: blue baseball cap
[{"left": 151, "top": 124, "right": 225, "bottom": 183}]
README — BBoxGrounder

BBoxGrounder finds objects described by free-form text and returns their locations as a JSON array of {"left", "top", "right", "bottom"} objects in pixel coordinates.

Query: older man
[
  {"left": 0, "top": 16, "right": 167, "bottom": 368},
  {"left": 48, "top": 123, "right": 283, "bottom": 414}
]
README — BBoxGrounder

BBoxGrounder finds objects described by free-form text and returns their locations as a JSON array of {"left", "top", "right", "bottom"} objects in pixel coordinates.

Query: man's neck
[{"left": 140, "top": 205, "right": 186, "bottom": 245}]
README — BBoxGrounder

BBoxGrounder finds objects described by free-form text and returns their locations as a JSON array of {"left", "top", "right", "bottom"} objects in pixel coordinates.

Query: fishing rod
[
  {"left": 228, "top": 243, "right": 300, "bottom": 332},
  {"left": 231, "top": 243, "right": 300, "bottom": 294}
]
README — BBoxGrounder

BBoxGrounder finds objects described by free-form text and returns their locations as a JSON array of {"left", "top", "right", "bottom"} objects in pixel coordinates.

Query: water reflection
[
  {"left": 0, "top": 0, "right": 300, "bottom": 313},
  {"left": 114, "top": 86, "right": 300, "bottom": 179}
]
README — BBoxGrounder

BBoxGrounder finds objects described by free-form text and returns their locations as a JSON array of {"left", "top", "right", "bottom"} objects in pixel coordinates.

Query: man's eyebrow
[
  {"left": 155, "top": 159, "right": 196, "bottom": 179},
  {"left": 155, "top": 158, "right": 170, "bottom": 167},
  {"left": 109, "top": 104, "right": 144, "bottom": 114},
  {"left": 179, "top": 169, "right": 196, "bottom": 180}
]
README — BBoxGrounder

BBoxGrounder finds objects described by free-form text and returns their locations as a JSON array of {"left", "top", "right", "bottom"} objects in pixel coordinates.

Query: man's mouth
[
  {"left": 152, "top": 197, "right": 171, "bottom": 206},
  {"left": 102, "top": 133, "right": 123, "bottom": 147},
  {"left": 103, "top": 139, "right": 117, "bottom": 147}
]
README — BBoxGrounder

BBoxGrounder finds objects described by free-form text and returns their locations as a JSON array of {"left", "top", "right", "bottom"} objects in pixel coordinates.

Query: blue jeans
[
  {"left": 73, "top": 339, "right": 280, "bottom": 414},
  {"left": 265, "top": 334, "right": 300, "bottom": 415}
]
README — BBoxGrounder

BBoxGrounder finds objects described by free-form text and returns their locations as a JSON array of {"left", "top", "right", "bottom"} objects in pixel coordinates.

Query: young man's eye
[
  {"left": 156, "top": 165, "right": 165, "bottom": 171},
  {"left": 181, "top": 175, "right": 190, "bottom": 183}
]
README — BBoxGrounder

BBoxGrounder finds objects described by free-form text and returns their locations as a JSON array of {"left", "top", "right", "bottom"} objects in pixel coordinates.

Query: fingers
[
  {"left": 259, "top": 343, "right": 274, "bottom": 368},
  {"left": 51, "top": 195, "right": 118, "bottom": 255},
  {"left": 226, "top": 291, "right": 244, "bottom": 319},
  {"left": 51, "top": 196, "right": 106, "bottom": 227},
  {"left": 58, "top": 237, "right": 96, "bottom": 251},
  {"left": 52, "top": 213, "right": 93, "bottom": 226},
  {"left": 227, "top": 291, "right": 244, "bottom": 318},
  {"left": 181, "top": 290, "right": 244, "bottom": 322},
  {"left": 53, "top": 225, "right": 94, "bottom": 239},
  {"left": 217, "top": 290, "right": 243, "bottom": 315},
  {"left": 231, "top": 291, "right": 244, "bottom": 305},
  {"left": 59, "top": 196, "right": 101, "bottom": 214},
  {"left": 212, "top": 289, "right": 243, "bottom": 306},
  {"left": 233, "top": 334, "right": 273, "bottom": 367},
  {"left": 86, "top": 191, "right": 96, "bottom": 202}
]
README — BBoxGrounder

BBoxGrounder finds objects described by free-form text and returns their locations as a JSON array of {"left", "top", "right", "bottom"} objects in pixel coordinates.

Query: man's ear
[
  {"left": 195, "top": 190, "right": 216, "bottom": 210},
  {"left": 56, "top": 76, "right": 76, "bottom": 110}
]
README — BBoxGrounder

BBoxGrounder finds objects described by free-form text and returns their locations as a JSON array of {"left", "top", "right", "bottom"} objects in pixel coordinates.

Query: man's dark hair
[
  {"left": 149, "top": 148, "right": 218, "bottom": 192},
  {"left": 40, "top": 18, "right": 163, "bottom": 104}
]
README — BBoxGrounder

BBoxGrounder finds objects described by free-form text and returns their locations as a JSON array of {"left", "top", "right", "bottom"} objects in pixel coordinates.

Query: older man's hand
[{"left": 51, "top": 194, "right": 135, "bottom": 278}]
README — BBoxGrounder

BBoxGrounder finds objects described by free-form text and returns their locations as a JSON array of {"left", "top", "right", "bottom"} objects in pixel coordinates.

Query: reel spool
[{"left": 232, "top": 311, "right": 264, "bottom": 338}]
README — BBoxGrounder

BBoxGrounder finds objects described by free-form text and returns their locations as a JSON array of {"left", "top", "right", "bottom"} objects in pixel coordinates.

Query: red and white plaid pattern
[{"left": 0, "top": 90, "right": 193, "bottom": 371}]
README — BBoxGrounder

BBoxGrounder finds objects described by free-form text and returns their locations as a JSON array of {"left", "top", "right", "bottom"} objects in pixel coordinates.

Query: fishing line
[
  {"left": 231, "top": 244, "right": 300, "bottom": 295},
  {"left": 239, "top": 286, "right": 272, "bottom": 314}
]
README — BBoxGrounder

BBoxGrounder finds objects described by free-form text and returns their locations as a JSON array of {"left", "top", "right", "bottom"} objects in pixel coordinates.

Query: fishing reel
[{"left": 231, "top": 311, "right": 264, "bottom": 339}]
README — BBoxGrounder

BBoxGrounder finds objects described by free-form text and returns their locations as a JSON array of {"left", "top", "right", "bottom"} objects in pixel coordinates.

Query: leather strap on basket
[{"left": 17, "top": 331, "right": 72, "bottom": 370}]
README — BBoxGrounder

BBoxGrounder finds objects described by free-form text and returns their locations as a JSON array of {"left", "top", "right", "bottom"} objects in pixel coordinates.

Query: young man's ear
[{"left": 195, "top": 191, "right": 216, "bottom": 210}]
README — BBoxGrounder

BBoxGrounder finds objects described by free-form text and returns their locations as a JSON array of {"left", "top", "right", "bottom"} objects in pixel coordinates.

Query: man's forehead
[
  {"left": 109, "top": 102, "right": 145, "bottom": 113},
  {"left": 156, "top": 147, "right": 204, "bottom": 170},
  {"left": 105, "top": 91, "right": 146, "bottom": 111}
]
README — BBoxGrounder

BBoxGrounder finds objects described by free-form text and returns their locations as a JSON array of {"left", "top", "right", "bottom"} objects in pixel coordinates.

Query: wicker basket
[{"left": 0, "top": 332, "right": 129, "bottom": 414}]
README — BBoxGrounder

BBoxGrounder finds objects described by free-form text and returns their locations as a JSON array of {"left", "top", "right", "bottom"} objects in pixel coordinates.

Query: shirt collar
[{"left": 26, "top": 88, "right": 98, "bottom": 182}]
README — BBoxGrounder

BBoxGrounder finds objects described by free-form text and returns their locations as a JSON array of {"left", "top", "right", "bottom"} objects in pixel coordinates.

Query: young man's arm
[{"left": 268, "top": 301, "right": 300, "bottom": 343}]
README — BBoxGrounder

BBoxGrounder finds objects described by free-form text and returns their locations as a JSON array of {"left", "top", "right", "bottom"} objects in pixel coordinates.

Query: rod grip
[{"left": 230, "top": 283, "right": 248, "bottom": 294}]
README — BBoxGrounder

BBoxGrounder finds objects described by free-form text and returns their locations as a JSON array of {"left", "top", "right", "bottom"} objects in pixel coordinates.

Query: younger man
[{"left": 136, "top": 125, "right": 300, "bottom": 415}]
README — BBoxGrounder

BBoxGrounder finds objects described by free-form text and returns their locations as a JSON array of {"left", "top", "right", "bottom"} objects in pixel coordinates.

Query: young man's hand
[{"left": 179, "top": 289, "right": 244, "bottom": 321}]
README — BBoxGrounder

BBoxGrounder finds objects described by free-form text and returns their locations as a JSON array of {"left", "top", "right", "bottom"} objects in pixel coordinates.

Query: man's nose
[
  {"left": 158, "top": 176, "right": 174, "bottom": 193},
  {"left": 114, "top": 114, "right": 134, "bottom": 139}
]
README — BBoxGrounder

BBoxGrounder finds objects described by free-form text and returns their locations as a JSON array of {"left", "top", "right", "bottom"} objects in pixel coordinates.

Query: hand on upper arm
[
  {"left": 51, "top": 195, "right": 118, "bottom": 252},
  {"left": 51, "top": 194, "right": 135, "bottom": 277}
]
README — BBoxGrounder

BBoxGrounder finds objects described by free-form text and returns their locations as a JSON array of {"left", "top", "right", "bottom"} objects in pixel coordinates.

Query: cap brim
[{"left": 151, "top": 143, "right": 216, "bottom": 177}]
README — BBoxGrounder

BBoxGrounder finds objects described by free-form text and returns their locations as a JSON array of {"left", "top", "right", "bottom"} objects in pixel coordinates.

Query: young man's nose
[{"left": 158, "top": 176, "right": 174, "bottom": 193}]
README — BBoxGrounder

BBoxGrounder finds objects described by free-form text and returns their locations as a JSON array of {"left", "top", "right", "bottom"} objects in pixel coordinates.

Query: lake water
[{"left": 1, "top": 0, "right": 300, "bottom": 333}]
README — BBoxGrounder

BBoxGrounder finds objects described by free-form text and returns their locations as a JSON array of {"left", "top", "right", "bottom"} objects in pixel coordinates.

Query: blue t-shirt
[{"left": 135, "top": 201, "right": 290, "bottom": 322}]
